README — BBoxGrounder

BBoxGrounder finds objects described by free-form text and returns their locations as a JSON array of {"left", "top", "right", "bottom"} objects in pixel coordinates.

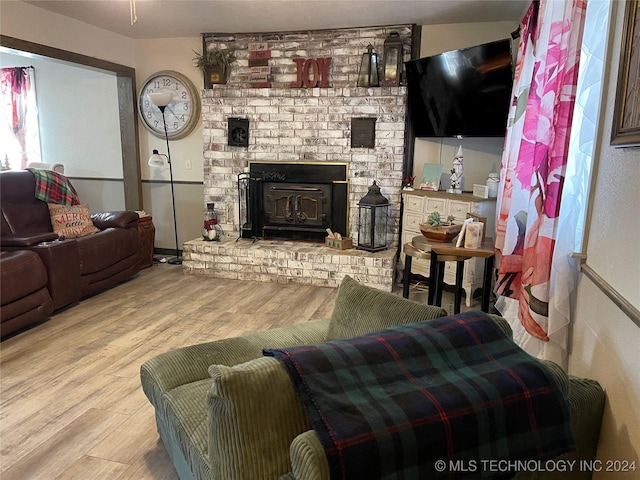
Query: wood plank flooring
[
  {"left": 0, "top": 264, "right": 471, "bottom": 479},
  {"left": 0, "top": 264, "right": 338, "bottom": 479}
]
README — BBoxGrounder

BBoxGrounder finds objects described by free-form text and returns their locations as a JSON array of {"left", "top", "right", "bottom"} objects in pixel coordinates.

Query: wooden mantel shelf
[{"left": 401, "top": 189, "right": 497, "bottom": 203}]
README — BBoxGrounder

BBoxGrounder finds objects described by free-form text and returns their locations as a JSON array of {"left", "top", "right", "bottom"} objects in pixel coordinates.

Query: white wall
[
  {"left": 135, "top": 38, "right": 204, "bottom": 183},
  {"left": 1, "top": 2, "right": 204, "bottom": 245},
  {"left": 568, "top": 1, "right": 640, "bottom": 476},
  {"left": 0, "top": 51, "right": 126, "bottom": 212},
  {"left": 0, "top": 0, "right": 135, "bottom": 68},
  {"left": 1, "top": 0, "right": 136, "bottom": 213},
  {"left": 135, "top": 37, "right": 205, "bottom": 250},
  {"left": 412, "top": 21, "right": 516, "bottom": 192}
]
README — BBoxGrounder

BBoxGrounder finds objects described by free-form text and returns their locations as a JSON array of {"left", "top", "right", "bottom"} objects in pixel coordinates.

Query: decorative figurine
[
  {"left": 448, "top": 145, "right": 464, "bottom": 194},
  {"left": 402, "top": 175, "right": 415, "bottom": 190}
]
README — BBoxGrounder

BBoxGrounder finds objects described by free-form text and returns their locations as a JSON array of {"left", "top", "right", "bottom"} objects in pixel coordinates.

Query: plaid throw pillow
[{"left": 48, "top": 203, "right": 99, "bottom": 238}]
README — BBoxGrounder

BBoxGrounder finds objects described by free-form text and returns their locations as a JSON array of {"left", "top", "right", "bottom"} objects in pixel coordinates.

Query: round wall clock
[{"left": 138, "top": 70, "right": 201, "bottom": 140}]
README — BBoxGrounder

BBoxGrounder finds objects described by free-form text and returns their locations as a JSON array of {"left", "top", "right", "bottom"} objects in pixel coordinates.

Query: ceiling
[{"left": 23, "top": 0, "right": 528, "bottom": 39}]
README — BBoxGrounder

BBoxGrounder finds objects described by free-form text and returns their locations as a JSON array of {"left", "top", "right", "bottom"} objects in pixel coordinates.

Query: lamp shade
[
  {"left": 148, "top": 149, "right": 166, "bottom": 167},
  {"left": 148, "top": 92, "right": 172, "bottom": 107}
]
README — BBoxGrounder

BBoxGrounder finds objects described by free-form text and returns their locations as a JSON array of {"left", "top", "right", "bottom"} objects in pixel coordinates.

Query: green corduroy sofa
[{"left": 140, "top": 275, "right": 605, "bottom": 480}]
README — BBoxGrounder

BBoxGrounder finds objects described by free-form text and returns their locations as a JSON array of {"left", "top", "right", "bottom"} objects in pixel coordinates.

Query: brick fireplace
[{"left": 183, "top": 25, "right": 414, "bottom": 291}]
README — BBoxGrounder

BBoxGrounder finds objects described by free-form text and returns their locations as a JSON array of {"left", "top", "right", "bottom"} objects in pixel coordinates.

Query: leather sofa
[
  {"left": 0, "top": 170, "right": 141, "bottom": 318},
  {"left": 140, "top": 276, "right": 605, "bottom": 480},
  {"left": 0, "top": 250, "right": 54, "bottom": 337}
]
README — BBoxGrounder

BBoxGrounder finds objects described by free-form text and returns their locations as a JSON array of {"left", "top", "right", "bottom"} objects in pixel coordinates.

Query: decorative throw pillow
[
  {"left": 48, "top": 203, "right": 100, "bottom": 238},
  {"left": 326, "top": 275, "right": 449, "bottom": 341},
  {"left": 208, "top": 357, "right": 311, "bottom": 479}
]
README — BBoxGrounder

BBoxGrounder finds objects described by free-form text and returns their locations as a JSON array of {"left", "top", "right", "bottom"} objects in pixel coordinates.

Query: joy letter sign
[{"left": 290, "top": 58, "right": 332, "bottom": 88}]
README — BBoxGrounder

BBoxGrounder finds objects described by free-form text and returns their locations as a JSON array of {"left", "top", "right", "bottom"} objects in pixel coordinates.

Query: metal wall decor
[
  {"left": 351, "top": 118, "right": 376, "bottom": 148},
  {"left": 228, "top": 118, "right": 249, "bottom": 147}
]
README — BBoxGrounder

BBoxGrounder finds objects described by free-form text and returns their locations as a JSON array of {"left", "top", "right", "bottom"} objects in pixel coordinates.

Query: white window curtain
[
  {"left": 496, "top": 0, "right": 612, "bottom": 369},
  {"left": 1, "top": 66, "right": 42, "bottom": 170}
]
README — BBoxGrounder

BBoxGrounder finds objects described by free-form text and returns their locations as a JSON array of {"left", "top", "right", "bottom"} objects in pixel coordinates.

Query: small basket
[{"left": 325, "top": 237, "right": 353, "bottom": 250}]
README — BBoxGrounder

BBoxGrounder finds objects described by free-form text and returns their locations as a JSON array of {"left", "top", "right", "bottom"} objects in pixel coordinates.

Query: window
[{"left": 1, "top": 66, "right": 41, "bottom": 170}]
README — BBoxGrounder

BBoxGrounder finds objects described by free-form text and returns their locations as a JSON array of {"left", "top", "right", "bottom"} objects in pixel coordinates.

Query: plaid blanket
[
  {"left": 28, "top": 168, "right": 79, "bottom": 205},
  {"left": 264, "top": 311, "right": 574, "bottom": 479}
]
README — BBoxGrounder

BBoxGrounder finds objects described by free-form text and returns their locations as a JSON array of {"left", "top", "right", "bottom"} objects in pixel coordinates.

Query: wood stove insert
[{"left": 245, "top": 162, "right": 348, "bottom": 241}]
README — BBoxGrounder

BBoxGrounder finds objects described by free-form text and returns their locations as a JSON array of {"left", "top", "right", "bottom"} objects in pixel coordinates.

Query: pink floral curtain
[
  {"left": 1, "top": 66, "right": 41, "bottom": 169},
  {"left": 495, "top": 1, "right": 586, "bottom": 349}
]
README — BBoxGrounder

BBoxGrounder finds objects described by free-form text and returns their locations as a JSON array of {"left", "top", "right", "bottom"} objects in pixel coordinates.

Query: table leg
[
  {"left": 481, "top": 255, "right": 495, "bottom": 312},
  {"left": 428, "top": 250, "right": 437, "bottom": 305},
  {"left": 454, "top": 260, "right": 465, "bottom": 314},
  {"left": 402, "top": 255, "right": 413, "bottom": 299},
  {"left": 436, "top": 259, "right": 445, "bottom": 307}
]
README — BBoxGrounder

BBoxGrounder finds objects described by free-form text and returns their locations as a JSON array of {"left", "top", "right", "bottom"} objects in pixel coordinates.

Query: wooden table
[
  {"left": 429, "top": 237, "right": 495, "bottom": 313},
  {"left": 402, "top": 236, "right": 470, "bottom": 313},
  {"left": 137, "top": 215, "right": 155, "bottom": 270}
]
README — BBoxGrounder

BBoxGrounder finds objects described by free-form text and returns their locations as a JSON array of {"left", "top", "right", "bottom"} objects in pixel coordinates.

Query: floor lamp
[{"left": 147, "top": 92, "right": 181, "bottom": 265}]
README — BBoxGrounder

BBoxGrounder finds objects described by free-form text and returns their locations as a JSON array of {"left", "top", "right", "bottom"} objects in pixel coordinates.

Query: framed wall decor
[{"left": 611, "top": 0, "right": 640, "bottom": 146}]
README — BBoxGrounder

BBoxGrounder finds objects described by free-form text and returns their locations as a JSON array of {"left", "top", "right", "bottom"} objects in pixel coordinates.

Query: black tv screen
[{"left": 405, "top": 39, "right": 514, "bottom": 138}]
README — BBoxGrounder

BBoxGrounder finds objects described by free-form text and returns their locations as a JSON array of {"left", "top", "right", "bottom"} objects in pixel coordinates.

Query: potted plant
[
  {"left": 193, "top": 47, "right": 237, "bottom": 87},
  {"left": 419, "top": 211, "right": 462, "bottom": 242}
]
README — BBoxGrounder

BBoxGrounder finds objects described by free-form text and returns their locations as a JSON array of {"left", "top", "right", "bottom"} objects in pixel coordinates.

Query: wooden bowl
[{"left": 419, "top": 223, "right": 462, "bottom": 243}]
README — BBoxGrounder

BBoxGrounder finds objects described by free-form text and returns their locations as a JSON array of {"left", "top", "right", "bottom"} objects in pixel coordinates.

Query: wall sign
[
  {"left": 250, "top": 42, "right": 272, "bottom": 88},
  {"left": 290, "top": 57, "right": 332, "bottom": 88}
]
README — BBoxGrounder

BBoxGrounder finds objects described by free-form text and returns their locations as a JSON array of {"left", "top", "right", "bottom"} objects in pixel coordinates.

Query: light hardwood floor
[
  {"left": 0, "top": 263, "right": 473, "bottom": 479},
  {"left": 0, "top": 264, "right": 339, "bottom": 480}
]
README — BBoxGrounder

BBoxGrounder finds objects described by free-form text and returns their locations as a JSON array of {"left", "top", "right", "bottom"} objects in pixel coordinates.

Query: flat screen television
[{"left": 405, "top": 39, "right": 514, "bottom": 138}]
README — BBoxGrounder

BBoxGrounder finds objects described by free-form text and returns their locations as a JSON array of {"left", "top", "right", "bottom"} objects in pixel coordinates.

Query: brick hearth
[{"left": 183, "top": 237, "right": 396, "bottom": 292}]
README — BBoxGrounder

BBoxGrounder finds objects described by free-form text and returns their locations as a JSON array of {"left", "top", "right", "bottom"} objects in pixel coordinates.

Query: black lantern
[
  {"left": 382, "top": 32, "right": 403, "bottom": 86},
  {"left": 357, "top": 181, "right": 389, "bottom": 252},
  {"left": 357, "top": 44, "right": 380, "bottom": 87}
]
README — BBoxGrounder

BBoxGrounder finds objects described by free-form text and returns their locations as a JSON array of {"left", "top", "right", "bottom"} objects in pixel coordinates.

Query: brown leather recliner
[
  {"left": 0, "top": 170, "right": 141, "bottom": 311},
  {"left": 0, "top": 250, "right": 54, "bottom": 337}
]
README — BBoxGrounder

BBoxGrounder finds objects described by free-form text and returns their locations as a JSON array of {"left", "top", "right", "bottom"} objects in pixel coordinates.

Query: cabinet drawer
[
  {"left": 404, "top": 195, "right": 425, "bottom": 212},
  {"left": 449, "top": 200, "right": 470, "bottom": 221},
  {"left": 404, "top": 212, "right": 424, "bottom": 233},
  {"left": 426, "top": 198, "right": 446, "bottom": 214},
  {"left": 402, "top": 231, "right": 420, "bottom": 250}
]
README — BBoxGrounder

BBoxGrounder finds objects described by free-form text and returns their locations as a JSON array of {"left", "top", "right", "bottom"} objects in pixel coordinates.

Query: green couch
[{"left": 140, "top": 276, "right": 605, "bottom": 480}]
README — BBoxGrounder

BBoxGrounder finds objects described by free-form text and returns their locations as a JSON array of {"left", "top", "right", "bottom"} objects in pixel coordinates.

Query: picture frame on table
[
  {"left": 611, "top": 0, "right": 640, "bottom": 147},
  {"left": 419, "top": 164, "right": 442, "bottom": 191}
]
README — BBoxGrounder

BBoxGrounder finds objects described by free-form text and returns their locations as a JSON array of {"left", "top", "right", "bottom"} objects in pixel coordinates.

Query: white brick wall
[
  {"left": 201, "top": 25, "right": 413, "bottom": 248},
  {"left": 203, "top": 86, "right": 408, "bottom": 247},
  {"left": 189, "top": 26, "right": 414, "bottom": 288}
]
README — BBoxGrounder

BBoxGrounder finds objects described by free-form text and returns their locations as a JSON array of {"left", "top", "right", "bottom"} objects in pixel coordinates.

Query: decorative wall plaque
[{"left": 351, "top": 118, "right": 376, "bottom": 148}]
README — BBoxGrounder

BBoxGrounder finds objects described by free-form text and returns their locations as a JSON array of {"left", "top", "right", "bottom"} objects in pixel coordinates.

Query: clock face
[{"left": 138, "top": 70, "right": 201, "bottom": 140}]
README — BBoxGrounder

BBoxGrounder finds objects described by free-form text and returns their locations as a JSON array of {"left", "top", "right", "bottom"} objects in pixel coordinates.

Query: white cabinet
[{"left": 400, "top": 190, "right": 496, "bottom": 307}]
